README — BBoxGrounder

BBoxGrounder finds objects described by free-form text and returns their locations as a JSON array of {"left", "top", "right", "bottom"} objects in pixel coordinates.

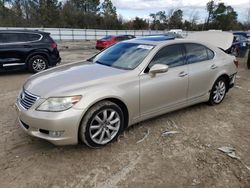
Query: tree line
[{"left": 0, "top": 0, "right": 249, "bottom": 30}]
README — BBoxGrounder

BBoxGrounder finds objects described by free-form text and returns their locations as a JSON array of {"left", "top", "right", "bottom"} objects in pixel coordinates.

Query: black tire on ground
[
  {"left": 247, "top": 50, "right": 250, "bottom": 69},
  {"left": 79, "top": 101, "right": 125, "bottom": 148},
  {"left": 28, "top": 55, "right": 48, "bottom": 73},
  {"left": 208, "top": 77, "right": 228, "bottom": 106}
]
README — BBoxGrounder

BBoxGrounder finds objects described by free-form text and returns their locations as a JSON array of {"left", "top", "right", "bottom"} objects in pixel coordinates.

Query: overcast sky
[{"left": 110, "top": 0, "right": 250, "bottom": 22}]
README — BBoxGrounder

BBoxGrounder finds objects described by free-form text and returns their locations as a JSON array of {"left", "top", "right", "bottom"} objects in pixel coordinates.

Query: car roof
[
  {"left": 135, "top": 35, "right": 175, "bottom": 41},
  {"left": 102, "top": 34, "right": 134, "bottom": 37},
  {"left": 0, "top": 29, "right": 50, "bottom": 35},
  {"left": 127, "top": 38, "right": 199, "bottom": 45}
]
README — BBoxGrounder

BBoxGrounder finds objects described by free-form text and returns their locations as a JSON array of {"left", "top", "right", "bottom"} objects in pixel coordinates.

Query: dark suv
[{"left": 0, "top": 30, "right": 61, "bottom": 73}]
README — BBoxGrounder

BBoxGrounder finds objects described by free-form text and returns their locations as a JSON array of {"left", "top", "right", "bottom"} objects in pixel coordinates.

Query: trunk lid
[{"left": 187, "top": 31, "right": 234, "bottom": 51}]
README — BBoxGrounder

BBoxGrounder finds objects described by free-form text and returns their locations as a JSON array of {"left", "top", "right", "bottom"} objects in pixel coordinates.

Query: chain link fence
[{"left": 0, "top": 27, "right": 184, "bottom": 40}]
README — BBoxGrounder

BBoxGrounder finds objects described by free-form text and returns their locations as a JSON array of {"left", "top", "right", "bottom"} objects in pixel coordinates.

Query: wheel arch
[
  {"left": 216, "top": 74, "right": 230, "bottom": 92},
  {"left": 25, "top": 51, "right": 50, "bottom": 66},
  {"left": 77, "top": 97, "right": 130, "bottom": 142}
]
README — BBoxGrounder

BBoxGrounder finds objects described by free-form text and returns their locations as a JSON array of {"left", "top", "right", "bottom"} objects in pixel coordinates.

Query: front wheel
[
  {"left": 79, "top": 101, "right": 124, "bottom": 148},
  {"left": 208, "top": 77, "right": 227, "bottom": 105}
]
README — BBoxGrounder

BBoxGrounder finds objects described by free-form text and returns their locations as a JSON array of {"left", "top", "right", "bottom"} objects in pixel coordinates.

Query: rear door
[{"left": 184, "top": 43, "right": 217, "bottom": 102}]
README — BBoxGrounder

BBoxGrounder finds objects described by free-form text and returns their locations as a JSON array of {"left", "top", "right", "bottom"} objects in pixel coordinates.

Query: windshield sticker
[{"left": 137, "top": 45, "right": 154, "bottom": 50}]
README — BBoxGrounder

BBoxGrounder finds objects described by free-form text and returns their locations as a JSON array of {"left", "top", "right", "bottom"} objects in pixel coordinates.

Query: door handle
[
  {"left": 211, "top": 64, "right": 218, "bottom": 69},
  {"left": 179, "top": 71, "right": 188, "bottom": 77}
]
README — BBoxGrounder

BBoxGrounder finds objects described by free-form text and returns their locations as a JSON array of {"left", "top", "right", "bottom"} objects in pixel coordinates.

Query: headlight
[{"left": 37, "top": 96, "right": 82, "bottom": 112}]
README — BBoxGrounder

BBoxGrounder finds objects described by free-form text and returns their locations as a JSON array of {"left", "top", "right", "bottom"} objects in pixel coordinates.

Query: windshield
[
  {"left": 101, "top": 36, "right": 112, "bottom": 40},
  {"left": 92, "top": 42, "right": 154, "bottom": 70}
]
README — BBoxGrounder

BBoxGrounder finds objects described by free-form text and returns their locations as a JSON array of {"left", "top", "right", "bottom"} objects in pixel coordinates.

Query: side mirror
[{"left": 149, "top": 64, "right": 169, "bottom": 76}]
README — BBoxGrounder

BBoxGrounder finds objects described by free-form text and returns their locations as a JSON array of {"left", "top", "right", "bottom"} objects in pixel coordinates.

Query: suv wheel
[
  {"left": 209, "top": 77, "right": 227, "bottom": 105},
  {"left": 28, "top": 55, "right": 48, "bottom": 73},
  {"left": 79, "top": 101, "right": 124, "bottom": 148}
]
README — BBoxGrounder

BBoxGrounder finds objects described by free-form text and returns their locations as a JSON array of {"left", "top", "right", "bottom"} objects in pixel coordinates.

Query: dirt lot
[{"left": 0, "top": 41, "right": 250, "bottom": 188}]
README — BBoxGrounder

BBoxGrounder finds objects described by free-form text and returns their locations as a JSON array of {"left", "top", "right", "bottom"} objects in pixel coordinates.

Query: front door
[{"left": 140, "top": 44, "right": 189, "bottom": 118}]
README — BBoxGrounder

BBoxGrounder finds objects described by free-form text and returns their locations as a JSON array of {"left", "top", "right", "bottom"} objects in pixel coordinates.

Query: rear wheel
[
  {"left": 28, "top": 55, "right": 48, "bottom": 73},
  {"left": 79, "top": 101, "right": 124, "bottom": 148},
  {"left": 208, "top": 77, "right": 227, "bottom": 105}
]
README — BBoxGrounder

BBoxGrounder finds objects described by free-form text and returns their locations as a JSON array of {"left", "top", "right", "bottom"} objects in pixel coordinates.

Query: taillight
[
  {"left": 50, "top": 42, "right": 57, "bottom": 49},
  {"left": 234, "top": 60, "right": 239, "bottom": 68}
]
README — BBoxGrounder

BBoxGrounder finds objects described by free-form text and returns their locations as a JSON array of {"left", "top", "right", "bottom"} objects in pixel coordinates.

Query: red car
[{"left": 96, "top": 35, "right": 135, "bottom": 50}]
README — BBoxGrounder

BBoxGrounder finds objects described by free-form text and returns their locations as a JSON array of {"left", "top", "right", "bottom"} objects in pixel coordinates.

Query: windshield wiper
[
  {"left": 95, "top": 60, "right": 111, "bottom": 67},
  {"left": 87, "top": 58, "right": 93, "bottom": 62}
]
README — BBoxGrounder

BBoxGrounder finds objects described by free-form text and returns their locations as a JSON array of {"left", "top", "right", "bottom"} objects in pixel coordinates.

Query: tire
[
  {"left": 208, "top": 77, "right": 227, "bottom": 105},
  {"left": 28, "top": 55, "right": 48, "bottom": 73},
  {"left": 247, "top": 50, "right": 250, "bottom": 69},
  {"left": 79, "top": 101, "right": 125, "bottom": 148}
]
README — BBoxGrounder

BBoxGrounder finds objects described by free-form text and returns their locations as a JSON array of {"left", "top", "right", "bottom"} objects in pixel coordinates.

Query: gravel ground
[{"left": 0, "top": 41, "right": 250, "bottom": 188}]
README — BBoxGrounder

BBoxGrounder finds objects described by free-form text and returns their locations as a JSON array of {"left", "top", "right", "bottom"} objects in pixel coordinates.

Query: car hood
[
  {"left": 187, "top": 31, "right": 234, "bottom": 51},
  {"left": 24, "top": 61, "right": 128, "bottom": 98}
]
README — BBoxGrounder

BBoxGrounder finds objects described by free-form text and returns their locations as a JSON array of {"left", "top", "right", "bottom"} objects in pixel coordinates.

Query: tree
[
  {"left": 206, "top": 0, "right": 215, "bottom": 28},
  {"left": 206, "top": 1, "right": 238, "bottom": 30},
  {"left": 39, "top": 0, "right": 62, "bottom": 27},
  {"left": 61, "top": 0, "right": 101, "bottom": 28},
  {"left": 0, "top": 0, "right": 23, "bottom": 26},
  {"left": 168, "top": 9, "right": 183, "bottom": 29},
  {"left": 101, "top": 0, "right": 119, "bottom": 29},
  {"left": 189, "top": 11, "right": 199, "bottom": 30},
  {"left": 132, "top": 17, "right": 148, "bottom": 30},
  {"left": 150, "top": 11, "right": 167, "bottom": 30}
]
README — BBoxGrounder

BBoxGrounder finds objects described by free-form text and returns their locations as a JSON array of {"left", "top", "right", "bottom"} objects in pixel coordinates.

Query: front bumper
[{"left": 16, "top": 100, "right": 83, "bottom": 146}]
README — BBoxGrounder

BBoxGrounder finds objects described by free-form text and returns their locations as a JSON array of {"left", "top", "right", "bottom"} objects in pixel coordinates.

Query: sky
[{"left": 109, "top": 0, "right": 250, "bottom": 23}]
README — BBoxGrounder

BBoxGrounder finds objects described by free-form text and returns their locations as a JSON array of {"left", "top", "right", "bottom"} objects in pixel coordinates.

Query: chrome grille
[{"left": 19, "top": 90, "right": 39, "bottom": 110}]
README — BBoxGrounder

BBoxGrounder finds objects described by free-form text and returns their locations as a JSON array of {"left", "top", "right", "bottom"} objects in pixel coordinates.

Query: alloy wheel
[
  {"left": 212, "top": 80, "right": 226, "bottom": 104},
  {"left": 32, "top": 58, "right": 46, "bottom": 72},
  {"left": 89, "top": 109, "right": 121, "bottom": 145}
]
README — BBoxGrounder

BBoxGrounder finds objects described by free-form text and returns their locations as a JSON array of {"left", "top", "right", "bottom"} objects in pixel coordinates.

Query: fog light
[{"left": 49, "top": 131, "right": 64, "bottom": 138}]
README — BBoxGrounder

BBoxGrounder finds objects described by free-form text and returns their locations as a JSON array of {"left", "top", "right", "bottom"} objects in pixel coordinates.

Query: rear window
[
  {"left": 185, "top": 43, "right": 214, "bottom": 64},
  {"left": 27, "top": 33, "right": 41, "bottom": 41},
  {"left": 42, "top": 34, "right": 54, "bottom": 43},
  {"left": 116, "top": 36, "right": 128, "bottom": 41},
  {"left": 101, "top": 36, "right": 112, "bottom": 40}
]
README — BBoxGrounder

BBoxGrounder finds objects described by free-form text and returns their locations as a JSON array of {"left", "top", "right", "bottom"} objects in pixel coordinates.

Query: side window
[
  {"left": 207, "top": 48, "right": 214, "bottom": 60},
  {"left": 17, "top": 33, "right": 29, "bottom": 42},
  {"left": 0, "top": 33, "right": 41, "bottom": 44},
  {"left": 0, "top": 33, "right": 19, "bottom": 43},
  {"left": 28, "top": 34, "right": 41, "bottom": 41},
  {"left": 17, "top": 33, "right": 41, "bottom": 42},
  {"left": 149, "top": 44, "right": 185, "bottom": 68},
  {"left": 185, "top": 43, "right": 209, "bottom": 64},
  {"left": 127, "top": 35, "right": 134, "bottom": 39},
  {"left": 116, "top": 37, "right": 126, "bottom": 41},
  {"left": 0, "top": 34, "right": 4, "bottom": 43}
]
